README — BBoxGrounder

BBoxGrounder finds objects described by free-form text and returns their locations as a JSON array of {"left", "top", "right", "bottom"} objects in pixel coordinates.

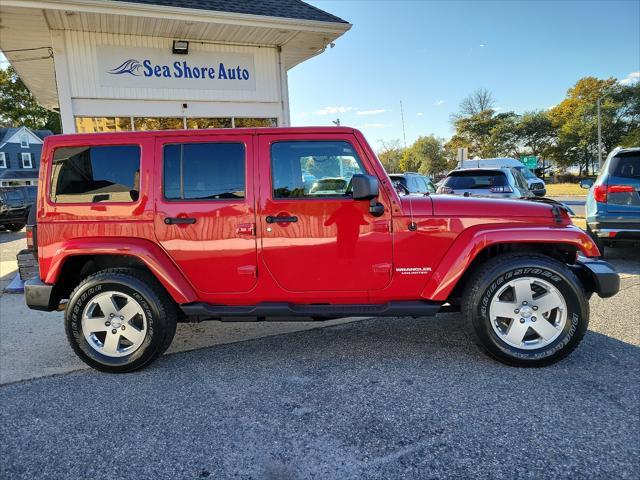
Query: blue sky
[{"left": 290, "top": 0, "right": 640, "bottom": 149}]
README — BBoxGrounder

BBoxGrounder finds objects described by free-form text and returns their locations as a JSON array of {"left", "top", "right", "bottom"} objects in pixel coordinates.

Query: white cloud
[
  {"left": 479, "top": 44, "right": 486, "bottom": 48},
  {"left": 620, "top": 71, "right": 640, "bottom": 85},
  {"left": 316, "top": 106, "right": 352, "bottom": 115},
  {"left": 416, "top": 112, "right": 424, "bottom": 117},
  {"left": 435, "top": 100, "right": 445, "bottom": 106},
  {"left": 295, "top": 112, "right": 310, "bottom": 118},
  {"left": 356, "top": 109, "right": 386, "bottom": 116},
  {"left": 359, "top": 123, "right": 387, "bottom": 129}
]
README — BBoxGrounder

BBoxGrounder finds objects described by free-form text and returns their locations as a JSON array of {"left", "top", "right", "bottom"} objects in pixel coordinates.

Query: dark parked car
[
  {"left": 582, "top": 147, "right": 640, "bottom": 256},
  {"left": 389, "top": 172, "right": 436, "bottom": 195},
  {"left": 0, "top": 186, "right": 36, "bottom": 231}
]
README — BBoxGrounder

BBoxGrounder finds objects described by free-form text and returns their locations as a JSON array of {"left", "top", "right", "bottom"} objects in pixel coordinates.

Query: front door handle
[
  {"left": 164, "top": 217, "right": 196, "bottom": 225},
  {"left": 265, "top": 215, "right": 298, "bottom": 224}
]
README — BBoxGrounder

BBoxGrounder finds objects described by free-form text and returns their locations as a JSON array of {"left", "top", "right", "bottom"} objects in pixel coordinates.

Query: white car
[
  {"left": 437, "top": 167, "right": 535, "bottom": 199},
  {"left": 461, "top": 158, "right": 546, "bottom": 196}
]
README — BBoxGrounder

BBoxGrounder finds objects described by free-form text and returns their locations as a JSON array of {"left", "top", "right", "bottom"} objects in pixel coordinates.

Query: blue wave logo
[{"left": 108, "top": 59, "right": 142, "bottom": 76}]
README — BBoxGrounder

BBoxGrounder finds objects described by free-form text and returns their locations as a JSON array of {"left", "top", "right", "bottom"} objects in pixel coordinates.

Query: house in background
[{"left": 0, "top": 126, "right": 54, "bottom": 186}]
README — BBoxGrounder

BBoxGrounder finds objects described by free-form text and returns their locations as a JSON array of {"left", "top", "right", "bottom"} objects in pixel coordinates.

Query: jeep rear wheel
[
  {"left": 65, "top": 268, "right": 177, "bottom": 373},
  {"left": 462, "top": 254, "right": 589, "bottom": 367}
]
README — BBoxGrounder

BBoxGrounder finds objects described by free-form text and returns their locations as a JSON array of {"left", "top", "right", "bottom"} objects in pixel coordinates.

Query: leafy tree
[
  {"left": 377, "top": 139, "right": 404, "bottom": 172},
  {"left": 515, "top": 111, "right": 557, "bottom": 158},
  {"left": 0, "top": 66, "right": 61, "bottom": 133},
  {"left": 399, "top": 135, "right": 449, "bottom": 176}
]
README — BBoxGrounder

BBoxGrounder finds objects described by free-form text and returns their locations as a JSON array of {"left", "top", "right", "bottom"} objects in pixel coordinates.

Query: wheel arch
[
  {"left": 421, "top": 226, "right": 598, "bottom": 302},
  {"left": 43, "top": 238, "right": 197, "bottom": 305}
]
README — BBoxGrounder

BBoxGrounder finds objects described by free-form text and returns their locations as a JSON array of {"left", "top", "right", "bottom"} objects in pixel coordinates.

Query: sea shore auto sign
[{"left": 97, "top": 45, "right": 256, "bottom": 91}]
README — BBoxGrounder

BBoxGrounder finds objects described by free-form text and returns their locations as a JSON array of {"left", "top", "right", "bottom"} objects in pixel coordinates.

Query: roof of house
[
  {"left": 110, "top": 0, "right": 348, "bottom": 24},
  {"left": 0, "top": 169, "right": 38, "bottom": 180},
  {"left": 0, "top": 127, "right": 54, "bottom": 146}
]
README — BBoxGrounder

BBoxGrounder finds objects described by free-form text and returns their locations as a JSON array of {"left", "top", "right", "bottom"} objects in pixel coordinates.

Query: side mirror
[
  {"left": 579, "top": 179, "right": 594, "bottom": 189},
  {"left": 351, "top": 174, "right": 379, "bottom": 200}
]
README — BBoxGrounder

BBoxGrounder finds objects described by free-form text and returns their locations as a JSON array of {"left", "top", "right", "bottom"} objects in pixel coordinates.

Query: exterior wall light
[{"left": 172, "top": 40, "right": 189, "bottom": 55}]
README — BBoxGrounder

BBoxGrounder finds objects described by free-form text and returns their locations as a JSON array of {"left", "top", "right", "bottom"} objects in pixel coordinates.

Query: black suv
[{"left": 0, "top": 186, "right": 36, "bottom": 232}]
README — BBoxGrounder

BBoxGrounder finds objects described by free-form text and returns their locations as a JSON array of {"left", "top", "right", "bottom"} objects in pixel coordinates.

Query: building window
[
  {"left": 234, "top": 118, "right": 278, "bottom": 128},
  {"left": 271, "top": 141, "right": 364, "bottom": 198},
  {"left": 163, "top": 143, "right": 245, "bottom": 201},
  {"left": 186, "top": 118, "right": 233, "bottom": 129},
  {"left": 21, "top": 152, "right": 33, "bottom": 169},
  {"left": 0, "top": 152, "right": 6, "bottom": 168},
  {"left": 134, "top": 118, "right": 184, "bottom": 131},
  {"left": 20, "top": 134, "right": 29, "bottom": 148},
  {"left": 75, "top": 117, "right": 133, "bottom": 133},
  {"left": 51, "top": 145, "right": 141, "bottom": 203}
]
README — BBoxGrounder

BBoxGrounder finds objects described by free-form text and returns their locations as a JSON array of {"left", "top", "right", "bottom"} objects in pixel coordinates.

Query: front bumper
[
  {"left": 572, "top": 257, "right": 620, "bottom": 298},
  {"left": 24, "top": 277, "right": 58, "bottom": 311},
  {"left": 532, "top": 188, "right": 546, "bottom": 197}
]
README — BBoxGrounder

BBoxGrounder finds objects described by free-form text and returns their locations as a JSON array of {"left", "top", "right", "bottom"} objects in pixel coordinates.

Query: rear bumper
[
  {"left": 572, "top": 258, "right": 620, "bottom": 298},
  {"left": 587, "top": 220, "right": 640, "bottom": 241},
  {"left": 24, "top": 277, "right": 58, "bottom": 311}
]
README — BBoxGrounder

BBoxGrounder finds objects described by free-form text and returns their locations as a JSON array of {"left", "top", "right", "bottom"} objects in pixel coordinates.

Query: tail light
[
  {"left": 593, "top": 184, "right": 635, "bottom": 203},
  {"left": 489, "top": 186, "right": 514, "bottom": 193},
  {"left": 437, "top": 186, "right": 453, "bottom": 194}
]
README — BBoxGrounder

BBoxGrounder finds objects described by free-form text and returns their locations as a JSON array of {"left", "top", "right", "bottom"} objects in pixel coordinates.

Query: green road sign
[{"left": 520, "top": 155, "right": 538, "bottom": 169}]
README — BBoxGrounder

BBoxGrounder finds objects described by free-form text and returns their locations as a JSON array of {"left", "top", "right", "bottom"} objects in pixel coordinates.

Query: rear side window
[
  {"left": 610, "top": 154, "right": 639, "bottom": 179},
  {"left": 51, "top": 145, "right": 141, "bottom": 203},
  {"left": 163, "top": 143, "right": 245, "bottom": 200},
  {"left": 443, "top": 171, "right": 508, "bottom": 189},
  {"left": 271, "top": 141, "right": 365, "bottom": 198}
]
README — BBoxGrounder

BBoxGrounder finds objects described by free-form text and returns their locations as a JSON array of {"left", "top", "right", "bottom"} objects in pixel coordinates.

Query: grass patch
[{"left": 545, "top": 183, "right": 588, "bottom": 196}]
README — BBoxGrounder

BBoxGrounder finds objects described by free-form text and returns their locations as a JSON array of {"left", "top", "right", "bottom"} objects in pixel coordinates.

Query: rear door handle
[
  {"left": 265, "top": 216, "right": 298, "bottom": 223},
  {"left": 164, "top": 217, "right": 196, "bottom": 225}
]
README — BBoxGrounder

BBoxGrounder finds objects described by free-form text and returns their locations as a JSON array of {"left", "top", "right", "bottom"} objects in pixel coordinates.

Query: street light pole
[{"left": 596, "top": 97, "right": 603, "bottom": 173}]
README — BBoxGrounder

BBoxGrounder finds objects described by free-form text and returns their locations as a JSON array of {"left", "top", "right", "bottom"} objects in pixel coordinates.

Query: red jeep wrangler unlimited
[{"left": 23, "top": 127, "right": 619, "bottom": 372}]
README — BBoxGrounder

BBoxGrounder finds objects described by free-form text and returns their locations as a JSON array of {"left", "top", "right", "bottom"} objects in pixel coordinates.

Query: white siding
[{"left": 63, "top": 30, "right": 281, "bottom": 103}]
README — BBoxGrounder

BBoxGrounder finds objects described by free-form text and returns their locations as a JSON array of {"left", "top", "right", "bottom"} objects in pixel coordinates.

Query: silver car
[{"left": 436, "top": 167, "right": 534, "bottom": 199}]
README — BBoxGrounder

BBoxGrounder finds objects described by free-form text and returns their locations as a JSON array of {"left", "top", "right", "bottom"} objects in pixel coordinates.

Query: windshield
[
  {"left": 443, "top": 171, "right": 508, "bottom": 189},
  {"left": 514, "top": 166, "right": 537, "bottom": 179}
]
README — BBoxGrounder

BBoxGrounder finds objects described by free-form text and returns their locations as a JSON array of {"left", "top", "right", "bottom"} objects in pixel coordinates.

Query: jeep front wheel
[
  {"left": 462, "top": 254, "right": 589, "bottom": 367},
  {"left": 65, "top": 268, "right": 177, "bottom": 373}
]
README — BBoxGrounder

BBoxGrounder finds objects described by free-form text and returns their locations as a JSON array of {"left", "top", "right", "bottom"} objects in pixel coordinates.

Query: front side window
[
  {"left": 21, "top": 153, "right": 32, "bottom": 169},
  {"left": 51, "top": 145, "right": 141, "bottom": 203},
  {"left": 163, "top": 143, "right": 245, "bottom": 201},
  {"left": 271, "top": 141, "right": 365, "bottom": 199}
]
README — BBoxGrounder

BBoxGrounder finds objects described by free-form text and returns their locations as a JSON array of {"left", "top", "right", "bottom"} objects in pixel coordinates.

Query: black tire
[
  {"left": 65, "top": 268, "right": 178, "bottom": 373},
  {"left": 462, "top": 253, "right": 589, "bottom": 367},
  {"left": 6, "top": 223, "right": 25, "bottom": 232},
  {"left": 586, "top": 225, "right": 605, "bottom": 258}
]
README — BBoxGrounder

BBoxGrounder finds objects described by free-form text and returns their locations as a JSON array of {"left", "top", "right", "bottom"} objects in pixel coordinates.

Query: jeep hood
[{"left": 401, "top": 195, "right": 558, "bottom": 218}]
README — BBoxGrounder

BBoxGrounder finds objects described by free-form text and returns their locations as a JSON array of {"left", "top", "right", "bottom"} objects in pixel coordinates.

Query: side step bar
[{"left": 180, "top": 301, "right": 442, "bottom": 321}]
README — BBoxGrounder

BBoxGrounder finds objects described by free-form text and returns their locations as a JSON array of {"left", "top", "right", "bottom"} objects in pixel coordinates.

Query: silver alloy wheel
[
  {"left": 81, "top": 291, "right": 147, "bottom": 358},
  {"left": 488, "top": 277, "right": 567, "bottom": 350}
]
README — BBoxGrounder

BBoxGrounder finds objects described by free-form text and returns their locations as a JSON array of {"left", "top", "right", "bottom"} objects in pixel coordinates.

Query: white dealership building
[{"left": 0, "top": 0, "right": 350, "bottom": 133}]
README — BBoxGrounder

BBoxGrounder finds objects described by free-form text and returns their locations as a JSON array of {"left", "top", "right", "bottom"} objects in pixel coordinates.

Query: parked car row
[{"left": 0, "top": 185, "right": 36, "bottom": 232}]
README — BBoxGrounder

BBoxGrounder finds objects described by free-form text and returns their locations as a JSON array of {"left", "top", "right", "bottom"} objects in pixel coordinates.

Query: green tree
[
  {"left": 377, "top": 139, "right": 404, "bottom": 172},
  {"left": 515, "top": 111, "right": 557, "bottom": 158},
  {"left": 0, "top": 66, "right": 61, "bottom": 132},
  {"left": 399, "top": 135, "right": 449, "bottom": 176}
]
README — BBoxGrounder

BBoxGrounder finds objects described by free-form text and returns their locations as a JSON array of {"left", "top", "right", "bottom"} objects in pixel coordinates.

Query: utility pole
[
  {"left": 400, "top": 100, "right": 407, "bottom": 148},
  {"left": 596, "top": 97, "right": 602, "bottom": 173}
]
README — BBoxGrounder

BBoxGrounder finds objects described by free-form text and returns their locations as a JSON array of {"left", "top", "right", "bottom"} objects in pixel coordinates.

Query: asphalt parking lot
[{"left": 1, "top": 230, "right": 638, "bottom": 479}]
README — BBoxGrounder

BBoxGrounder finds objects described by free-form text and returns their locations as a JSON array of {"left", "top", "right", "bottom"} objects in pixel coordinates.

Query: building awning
[{"left": 0, "top": 0, "right": 351, "bottom": 109}]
